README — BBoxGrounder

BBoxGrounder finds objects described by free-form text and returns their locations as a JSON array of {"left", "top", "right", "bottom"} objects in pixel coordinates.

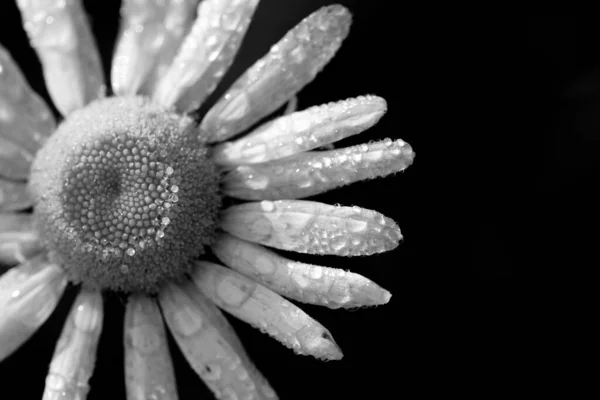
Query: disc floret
[{"left": 29, "top": 97, "right": 222, "bottom": 293}]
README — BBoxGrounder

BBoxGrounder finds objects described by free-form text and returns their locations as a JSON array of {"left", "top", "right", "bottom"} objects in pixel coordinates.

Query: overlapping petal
[
  {"left": 221, "top": 200, "right": 402, "bottom": 256},
  {"left": 0, "top": 255, "right": 67, "bottom": 362},
  {"left": 1, "top": 44, "right": 55, "bottom": 179},
  {"left": 201, "top": 5, "right": 352, "bottom": 142},
  {"left": 212, "top": 234, "right": 391, "bottom": 309},
  {"left": 16, "top": 0, "right": 105, "bottom": 115},
  {"left": 159, "top": 282, "right": 278, "bottom": 400},
  {"left": 124, "top": 294, "right": 178, "bottom": 400},
  {"left": 0, "top": 212, "right": 43, "bottom": 265},
  {"left": 111, "top": 0, "right": 199, "bottom": 96},
  {"left": 192, "top": 261, "right": 343, "bottom": 360},
  {"left": 42, "top": 289, "right": 103, "bottom": 400},
  {"left": 153, "top": 0, "right": 260, "bottom": 112}
]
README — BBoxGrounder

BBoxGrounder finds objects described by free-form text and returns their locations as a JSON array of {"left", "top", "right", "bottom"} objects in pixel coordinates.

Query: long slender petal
[
  {"left": 0, "top": 255, "right": 67, "bottom": 362},
  {"left": 0, "top": 212, "right": 43, "bottom": 265},
  {"left": 212, "top": 234, "right": 391, "bottom": 309},
  {"left": 0, "top": 138, "right": 34, "bottom": 180},
  {"left": 213, "top": 95, "right": 387, "bottom": 166},
  {"left": 42, "top": 289, "right": 103, "bottom": 400},
  {"left": 124, "top": 294, "right": 178, "bottom": 400},
  {"left": 154, "top": 0, "right": 260, "bottom": 112},
  {"left": 111, "top": 0, "right": 199, "bottom": 96},
  {"left": 159, "top": 282, "right": 278, "bottom": 400},
  {"left": 221, "top": 200, "right": 402, "bottom": 256},
  {"left": 0, "top": 179, "right": 33, "bottom": 211},
  {"left": 0, "top": 44, "right": 56, "bottom": 158},
  {"left": 192, "top": 261, "right": 342, "bottom": 360},
  {"left": 201, "top": 5, "right": 352, "bottom": 143},
  {"left": 16, "top": 0, "right": 106, "bottom": 115},
  {"left": 224, "top": 138, "right": 414, "bottom": 200}
]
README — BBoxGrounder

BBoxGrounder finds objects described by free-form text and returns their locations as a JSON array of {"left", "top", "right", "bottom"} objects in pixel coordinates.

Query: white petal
[
  {"left": 213, "top": 95, "right": 387, "bottom": 166},
  {"left": 221, "top": 200, "right": 402, "bottom": 256},
  {"left": 224, "top": 138, "right": 415, "bottom": 200},
  {"left": 201, "top": 5, "right": 352, "bottom": 143},
  {"left": 0, "top": 179, "right": 33, "bottom": 211},
  {"left": 111, "top": 0, "right": 199, "bottom": 96},
  {"left": 0, "top": 44, "right": 56, "bottom": 165},
  {"left": 124, "top": 294, "right": 178, "bottom": 400},
  {"left": 212, "top": 234, "right": 392, "bottom": 309},
  {"left": 0, "top": 256, "right": 67, "bottom": 362},
  {"left": 42, "top": 289, "right": 103, "bottom": 400},
  {"left": 16, "top": 0, "right": 106, "bottom": 115},
  {"left": 153, "top": 0, "right": 260, "bottom": 112},
  {"left": 159, "top": 282, "right": 278, "bottom": 400},
  {"left": 192, "top": 261, "right": 343, "bottom": 360},
  {"left": 0, "top": 212, "right": 43, "bottom": 265},
  {"left": 0, "top": 138, "right": 34, "bottom": 180}
]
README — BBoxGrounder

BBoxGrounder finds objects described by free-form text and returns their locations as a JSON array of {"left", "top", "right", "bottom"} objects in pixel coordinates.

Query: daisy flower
[{"left": 0, "top": 1, "right": 414, "bottom": 399}]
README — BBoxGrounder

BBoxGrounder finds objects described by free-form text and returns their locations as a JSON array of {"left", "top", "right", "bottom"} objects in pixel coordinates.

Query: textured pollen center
[
  {"left": 63, "top": 138, "right": 177, "bottom": 255},
  {"left": 29, "top": 97, "right": 222, "bottom": 293}
]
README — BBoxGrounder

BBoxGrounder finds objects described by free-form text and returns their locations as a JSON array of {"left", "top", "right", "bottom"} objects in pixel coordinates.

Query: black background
[{"left": 1, "top": 5, "right": 595, "bottom": 400}]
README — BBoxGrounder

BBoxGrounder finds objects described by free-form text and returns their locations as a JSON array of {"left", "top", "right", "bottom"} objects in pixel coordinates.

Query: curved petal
[
  {"left": 223, "top": 138, "right": 414, "bottom": 200},
  {"left": 16, "top": 0, "right": 106, "bottom": 115},
  {"left": 0, "top": 255, "right": 67, "bottom": 362},
  {"left": 153, "top": 0, "right": 260, "bottom": 112},
  {"left": 0, "top": 179, "right": 33, "bottom": 211},
  {"left": 213, "top": 95, "right": 387, "bottom": 166},
  {"left": 0, "top": 212, "right": 43, "bottom": 266},
  {"left": 124, "top": 294, "right": 178, "bottom": 400},
  {"left": 159, "top": 282, "right": 278, "bottom": 400},
  {"left": 42, "top": 289, "right": 103, "bottom": 400},
  {"left": 192, "top": 261, "right": 342, "bottom": 360},
  {"left": 0, "top": 44, "right": 56, "bottom": 158},
  {"left": 201, "top": 5, "right": 352, "bottom": 143},
  {"left": 220, "top": 200, "right": 402, "bottom": 256},
  {"left": 212, "top": 234, "right": 391, "bottom": 309},
  {"left": 111, "top": 0, "right": 199, "bottom": 96}
]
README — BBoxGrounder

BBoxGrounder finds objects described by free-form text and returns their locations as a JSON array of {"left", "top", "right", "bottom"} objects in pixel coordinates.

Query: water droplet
[
  {"left": 170, "top": 185, "right": 179, "bottom": 193},
  {"left": 331, "top": 237, "right": 346, "bottom": 252},
  {"left": 156, "top": 230, "right": 165, "bottom": 239},
  {"left": 261, "top": 200, "right": 275, "bottom": 212},
  {"left": 165, "top": 166, "right": 174, "bottom": 175},
  {"left": 203, "top": 364, "right": 222, "bottom": 381},
  {"left": 161, "top": 217, "right": 170, "bottom": 225},
  {"left": 126, "top": 248, "right": 135, "bottom": 256}
]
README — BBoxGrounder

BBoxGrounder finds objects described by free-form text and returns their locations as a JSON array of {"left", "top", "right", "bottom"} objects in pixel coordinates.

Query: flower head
[{"left": 0, "top": 1, "right": 414, "bottom": 399}]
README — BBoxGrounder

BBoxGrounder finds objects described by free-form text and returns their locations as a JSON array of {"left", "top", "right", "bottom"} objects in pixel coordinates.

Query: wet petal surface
[
  {"left": 0, "top": 212, "right": 43, "bottom": 266},
  {"left": 213, "top": 95, "right": 387, "bottom": 166},
  {"left": 212, "top": 234, "right": 392, "bottom": 309},
  {"left": 16, "top": 0, "right": 106, "bottom": 115},
  {"left": 192, "top": 261, "right": 343, "bottom": 360},
  {"left": 154, "top": 0, "right": 260, "bottom": 112},
  {"left": 42, "top": 289, "right": 103, "bottom": 400},
  {"left": 124, "top": 294, "right": 178, "bottom": 400},
  {"left": 159, "top": 282, "right": 278, "bottom": 400},
  {"left": 0, "top": 256, "right": 67, "bottom": 362},
  {"left": 0, "top": 138, "right": 34, "bottom": 180},
  {"left": 0, "top": 44, "right": 56, "bottom": 163},
  {"left": 0, "top": 179, "right": 33, "bottom": 211},
  {"left": 201, "top": 5, "right": 352, "bottom": 143},
  {"left": 224, "top": 138, "right": 414, "bottom": 200},
  {"left": 111, "top": 0, "right": 199, "bottom": 96},
  {"left": 221, "top": 200, "right": 402, "bottom": 256}
]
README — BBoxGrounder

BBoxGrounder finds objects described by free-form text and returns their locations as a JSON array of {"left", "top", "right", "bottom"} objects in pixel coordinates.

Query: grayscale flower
[{"left": 0, "top": 1, "right": 414, "bottom": 399}]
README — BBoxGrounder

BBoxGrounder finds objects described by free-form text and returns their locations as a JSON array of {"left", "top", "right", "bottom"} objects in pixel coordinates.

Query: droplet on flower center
[{"left": 29, "top": 97, "right": 222, "bottom": 293}]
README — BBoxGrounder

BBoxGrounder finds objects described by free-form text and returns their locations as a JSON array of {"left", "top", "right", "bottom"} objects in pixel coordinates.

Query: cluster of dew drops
[{"left": 59, "top": 135, "right": 182, "bottom": 274}]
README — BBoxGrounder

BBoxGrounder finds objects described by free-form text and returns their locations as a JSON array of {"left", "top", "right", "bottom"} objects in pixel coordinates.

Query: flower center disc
[{"left": 29, "top": 97, "right": 222, "bottom": 293}]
